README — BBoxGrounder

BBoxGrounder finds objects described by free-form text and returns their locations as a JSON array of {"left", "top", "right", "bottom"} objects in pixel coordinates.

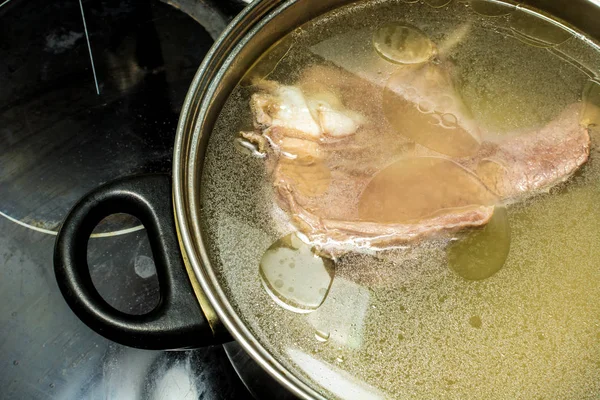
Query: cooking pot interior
[{"left": 176, "top": 1, "right": 600, "bottom": 399}]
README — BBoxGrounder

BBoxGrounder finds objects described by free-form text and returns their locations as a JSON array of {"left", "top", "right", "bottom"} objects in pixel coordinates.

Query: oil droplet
[
  {"left": 423, "top": 0, "right": 451, "bottom": 8},
  {"left": 383, "top": 65, "right": 481, "bottom": 157},
  {"left": 447, "top": 206, "right": 510, "bottom": 281},
  {"left": 418, "top": 99, "right": 435, "bottom": 113},
  {"left": 315, "top": 330, "right": 331, "bottom": 342},
  {"left": 582, "top": 80, "right": 600, "bottom": 128},
  {"left": 469, "top": 0, "right": 515, "bottom": 17},
  {"left": 509, "top": 9, "right": 572, "bottom": 48},
  {"left": 373, "top": 23, "right": 435, "bottom": 65},
  {"left": 359, "top": 157, "right": 496, "bottom": 224},
  {"left": 441, "top": 113, "right": 458, "bottom": 129},
  {"left": 260, "top": 233, "right": 335, "bottom": 313},
  {"left": 469, "top": 315, "right": 483, "bottom": 328}
]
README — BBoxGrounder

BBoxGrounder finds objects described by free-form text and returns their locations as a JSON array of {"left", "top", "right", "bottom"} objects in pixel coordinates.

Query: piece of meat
[
  {"left": 284, "top": 184, "right": 495, "bottom": 253},
  {"left": 242, "top": 64, "right": 590, "bottom": 255},
  {"left": 460, "top": 104, "right": 591, "bottom": 199},
  {"left": 251, "top": 80, "right": 364, "bottom": 142}
]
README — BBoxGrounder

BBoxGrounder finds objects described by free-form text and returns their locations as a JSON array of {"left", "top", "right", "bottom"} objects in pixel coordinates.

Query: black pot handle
[{"left": 54, "top": 174, "right": 227, "bottom": 350}]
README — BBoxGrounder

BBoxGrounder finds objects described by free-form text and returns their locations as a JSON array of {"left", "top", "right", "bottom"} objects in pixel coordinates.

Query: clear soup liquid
[{"left": 201, "top": 0, "right": 600, "bottom": 398}]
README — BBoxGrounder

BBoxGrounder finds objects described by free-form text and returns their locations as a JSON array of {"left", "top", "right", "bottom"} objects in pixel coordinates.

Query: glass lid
[{"left": 199, "top": 0, "right": 600, "bottom": 398}]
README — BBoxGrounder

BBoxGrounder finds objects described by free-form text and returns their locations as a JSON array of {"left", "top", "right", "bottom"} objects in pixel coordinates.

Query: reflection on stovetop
[
  {"left": 1, "top": 0, "right": 211, "bottom": 233},
  {"left": 0, "top": 1, "right": 253, "bottom": 399}
]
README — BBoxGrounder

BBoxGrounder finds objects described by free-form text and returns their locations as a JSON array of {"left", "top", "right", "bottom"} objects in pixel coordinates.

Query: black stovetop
[{"left": 0, "top": 1, "right": 254, "bottom": 398}]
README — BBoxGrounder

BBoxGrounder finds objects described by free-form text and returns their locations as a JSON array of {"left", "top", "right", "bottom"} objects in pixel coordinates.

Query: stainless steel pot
[{"left": 54, "top": 1, "right": 600, "bottom": 399}]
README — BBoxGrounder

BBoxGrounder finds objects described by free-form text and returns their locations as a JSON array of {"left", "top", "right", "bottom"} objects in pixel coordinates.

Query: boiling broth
[{"left": 201, "top": 0, "right": 600, "bottom": 398}]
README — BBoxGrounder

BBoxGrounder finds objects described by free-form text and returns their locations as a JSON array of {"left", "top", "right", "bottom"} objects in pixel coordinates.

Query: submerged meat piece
[
  {"left": 243, "top": 64, "right": 590, "bottom": 254},
  {"left": 383, "top": 62, "right": 483, "bottom": 157},
  {"left": 357, "top": 157, "right": 498, "bottom": 224},
  {"left": 463, "top": 106, "right": 591, "bottom": 199},
  {"left": 250, "top": 80, "right": 363, "bottom": 141}
]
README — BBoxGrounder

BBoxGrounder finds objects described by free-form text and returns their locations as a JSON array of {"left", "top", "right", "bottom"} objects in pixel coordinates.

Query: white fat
[
  {"left": 308, "top": 99, "right": 363, "bottom": 138},
  {"left": 252, "top": 82, "right": 362, "bottom": 141},
  {"left": 273, "top": 86, "right": 322, "bottom": 138},
  {"left": 277, "top": 137, "right": 324, "bottom": 159}
]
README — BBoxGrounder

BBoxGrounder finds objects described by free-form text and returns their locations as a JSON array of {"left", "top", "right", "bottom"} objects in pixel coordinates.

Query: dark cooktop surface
[{"left": 0, "top": 1, "right": 254, "bottom": 398}]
